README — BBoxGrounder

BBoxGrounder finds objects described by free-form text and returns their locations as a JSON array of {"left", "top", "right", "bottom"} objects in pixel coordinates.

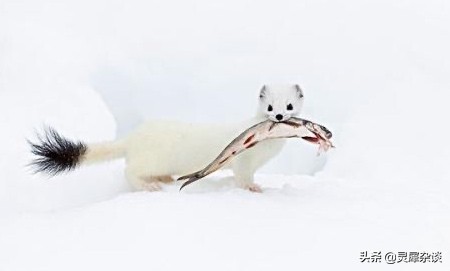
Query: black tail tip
[{"left": 28, "top": 127, "right": 87, "bottom": 176}]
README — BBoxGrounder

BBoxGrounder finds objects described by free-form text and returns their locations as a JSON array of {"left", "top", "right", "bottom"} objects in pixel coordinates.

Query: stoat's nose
[{"left": 276, "top": 114, "right": 283, "bottom": 121}]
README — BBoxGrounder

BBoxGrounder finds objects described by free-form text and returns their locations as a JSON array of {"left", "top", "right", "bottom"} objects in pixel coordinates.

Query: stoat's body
[{"left": 30, "top": 85, "right": 305, "bottom": 192}]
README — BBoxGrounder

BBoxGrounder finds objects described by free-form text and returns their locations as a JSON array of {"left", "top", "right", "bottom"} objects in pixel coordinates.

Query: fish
[{"left": 178, "top": 117, "right": 334, "bottom": 190}]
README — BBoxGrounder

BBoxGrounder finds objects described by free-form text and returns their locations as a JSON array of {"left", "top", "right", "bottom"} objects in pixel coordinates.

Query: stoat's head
[{"left": 258, "top": 84, "right": 304, "bottom": 122}]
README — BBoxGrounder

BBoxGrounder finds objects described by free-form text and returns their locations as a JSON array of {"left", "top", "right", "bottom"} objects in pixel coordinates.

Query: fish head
[
  {"left": 258, "top": 84, "right": 304, "bottom": 122},
  {"left": 318, "top": 124, "right": 333, "bottom": 139}
]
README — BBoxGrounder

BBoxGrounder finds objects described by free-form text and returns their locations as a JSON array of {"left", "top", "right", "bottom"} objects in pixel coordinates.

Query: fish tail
[
  {"left": 177, "top": 171, "right": 201, "bottom": 181},
  {"left": 179, "top": 177, "right": 201, "bottom": 191}
]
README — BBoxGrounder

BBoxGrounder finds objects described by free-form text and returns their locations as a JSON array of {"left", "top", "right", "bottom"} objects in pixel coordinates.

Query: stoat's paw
[
  {"left": 155, "top": 175, "right": 174, "bottom": 183},
  {"left": 240, "top": 183, "right": 263, "bottom": 193},
  {"left": 141, "top": 181, "right": 162, "bottom": 192}
]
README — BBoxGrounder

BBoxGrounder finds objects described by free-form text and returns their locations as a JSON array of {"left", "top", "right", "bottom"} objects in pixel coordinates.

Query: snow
[
  {"left": 1, "top": 0, "right": 450, "bottom": 270},
  {"left": 1, "top": 174, "right": 449, "bottom": 270}
]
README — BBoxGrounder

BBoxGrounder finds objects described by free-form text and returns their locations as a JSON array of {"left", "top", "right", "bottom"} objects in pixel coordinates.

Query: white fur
[
  {"left": 259, "top": 84, "right": 304, "bottom": 122},
  {"left": 82, "top": 84, "right": 304, "bottom": 192}
]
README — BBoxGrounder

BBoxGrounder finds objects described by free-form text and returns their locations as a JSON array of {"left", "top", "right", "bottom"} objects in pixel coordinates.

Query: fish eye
[
  {"left": 268, "top": 105, "right": 273, "bottom": 112},
  {"left": 287, "top": 103, "right": 293, "bottom": 110}
]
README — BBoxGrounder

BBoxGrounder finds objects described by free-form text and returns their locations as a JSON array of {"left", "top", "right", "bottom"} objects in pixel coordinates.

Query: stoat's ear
[
  {"left": 295, "top": 84, "right": 304, "bottom": 98},
  {"left": 259, "top": 85, "right": 267, "bottom": 99}
]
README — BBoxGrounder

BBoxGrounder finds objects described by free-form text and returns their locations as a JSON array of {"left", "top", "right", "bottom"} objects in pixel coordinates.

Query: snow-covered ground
[
  {"left": 1, "top": 0, "right": 449, "bottom": 270},
  {"left": 1, "top": 174, "right": 449, "bottom": 271}
]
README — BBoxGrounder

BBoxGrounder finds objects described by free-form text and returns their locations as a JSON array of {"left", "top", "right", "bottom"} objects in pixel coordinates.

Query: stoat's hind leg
[
  {"left": 140, "top": 176, "right": 174, "bottom": 191},
  {"left": 126, "top": 169, "right": 173, "bottom": 192},
  {"left": 140, "top": 181, "right": 162, "bottom": 192},
  {"left": 153, "top": 175, "right": 174, "bottom": 184}
]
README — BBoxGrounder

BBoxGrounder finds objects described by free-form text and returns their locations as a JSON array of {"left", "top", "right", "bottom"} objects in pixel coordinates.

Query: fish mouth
[{"left": 322, "top": 128, "right": 332, "bottom": 139}]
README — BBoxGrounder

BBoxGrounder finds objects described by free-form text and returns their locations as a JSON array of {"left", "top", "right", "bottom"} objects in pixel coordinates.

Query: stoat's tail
[{"left": 28, "top": 127, "right": 126, "bottom": 175}]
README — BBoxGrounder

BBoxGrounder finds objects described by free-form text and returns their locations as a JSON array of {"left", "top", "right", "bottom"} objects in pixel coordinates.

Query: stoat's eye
[
  {"left": 287, "top": 103, "right": 293, "bottom": 110},
  {"left": 268, "top": 105, "right": 273, "bottom": 112}
]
